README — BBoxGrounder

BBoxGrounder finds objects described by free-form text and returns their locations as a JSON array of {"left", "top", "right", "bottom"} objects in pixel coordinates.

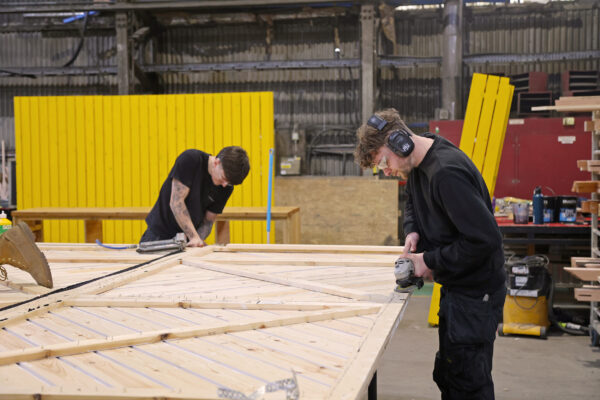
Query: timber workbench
[
  {"left": 12, "top": 206, "right": 301, "bottom": 244},
  {"left": 0, "top": 243, "right": 408, "bottom": 399}
]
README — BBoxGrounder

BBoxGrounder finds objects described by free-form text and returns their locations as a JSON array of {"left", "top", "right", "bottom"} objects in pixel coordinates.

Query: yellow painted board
[
  {"left": 15, "top": 93, "right": 275, "bottom": 245},
  {"left": 471, "top": 75, "right": 500, "bottom": 171},
  {"left": 459, "top": 73, "right": 487, "bottom": 158},
  {"left": 482, "top": 78, "right": 514, "bottom": 197}
]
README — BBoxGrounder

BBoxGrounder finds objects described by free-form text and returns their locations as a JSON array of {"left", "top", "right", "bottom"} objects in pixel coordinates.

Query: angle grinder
[{"left": 394, "top": 257, "right": 424, "bottom": 292}]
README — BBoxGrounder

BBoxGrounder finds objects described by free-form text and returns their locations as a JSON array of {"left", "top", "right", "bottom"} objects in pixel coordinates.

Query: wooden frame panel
[{"left": 0, "top": 244, "right": 408, "bottom": 400}]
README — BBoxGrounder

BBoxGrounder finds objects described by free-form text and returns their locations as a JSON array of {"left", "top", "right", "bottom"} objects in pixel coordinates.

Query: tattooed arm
[
  {"left": 197, "top": 211, "right": 217, "bottom": 240},
  {"left": 170, "top": 178, "right": 205, "bottom": 247}
]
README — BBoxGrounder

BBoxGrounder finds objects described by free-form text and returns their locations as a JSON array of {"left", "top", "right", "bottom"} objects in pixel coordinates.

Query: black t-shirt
[{"left": 145, "top": 149, "right": 233, "bottom": 237}]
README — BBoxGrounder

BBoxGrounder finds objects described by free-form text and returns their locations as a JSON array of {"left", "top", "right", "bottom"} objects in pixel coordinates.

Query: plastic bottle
[
  {"left": 533, "top": 186, "right": 544, "bottom": 225},
  {"left": 0, "top": 211, "right": 11, "bottom": 234}
]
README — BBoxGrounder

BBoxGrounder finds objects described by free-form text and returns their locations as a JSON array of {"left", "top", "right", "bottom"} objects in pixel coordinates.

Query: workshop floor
[{"left": 377, "top": 291, "right": 600, "bottom": 400}]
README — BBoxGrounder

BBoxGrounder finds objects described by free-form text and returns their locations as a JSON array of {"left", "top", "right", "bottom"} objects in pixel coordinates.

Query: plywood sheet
[{"left": 0, "top": 243, "right": 407, "bottom": 400}]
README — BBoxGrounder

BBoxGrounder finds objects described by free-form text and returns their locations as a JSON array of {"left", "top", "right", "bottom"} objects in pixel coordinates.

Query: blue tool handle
[{"left": 266, "top": 148, "right": 274, "bottom": 242}]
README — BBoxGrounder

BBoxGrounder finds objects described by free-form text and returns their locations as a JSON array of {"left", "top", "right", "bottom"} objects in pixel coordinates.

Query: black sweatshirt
[{"left": 403, "top": 133, "right": 505, "bottom": 297}]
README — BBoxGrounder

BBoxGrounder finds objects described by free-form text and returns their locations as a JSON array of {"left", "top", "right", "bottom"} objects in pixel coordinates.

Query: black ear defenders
[{"left": 366, "top": 114, "right": 414, "bottom": 157}]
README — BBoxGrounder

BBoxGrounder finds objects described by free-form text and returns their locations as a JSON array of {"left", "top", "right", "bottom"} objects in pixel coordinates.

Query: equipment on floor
[
  {"left": 136, "top": 233, "right": 186, "bottom": 253},
  {"left": 394, "top": 257, "right": 424, "bottom": 292},
  {"left": 499, "top": 254, "right": 551, "bottom": 338},
  {"left": 0, "top": 221, "right": 53, "bottom": 288}
]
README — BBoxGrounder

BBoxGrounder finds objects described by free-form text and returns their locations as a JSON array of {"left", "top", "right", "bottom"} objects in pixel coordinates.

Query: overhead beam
[{"left": 0, "top": 0, "right": 358, "bottom": 14}]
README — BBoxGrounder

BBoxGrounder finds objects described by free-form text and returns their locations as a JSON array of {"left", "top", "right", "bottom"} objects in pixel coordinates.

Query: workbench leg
[
  {"left": 368, "top": 371, "right": 377, "bottom": 400},
  {"left": 85, "top": 220, "right": 103, "bottom": 243},
  {"left": 290, "top": 211, "right": 301, "bottom": 244},
  {"left": 20, "top": 219, "right": 44, "bottom": 242},
  {"left": 215, "top": 220, "right": 230, "bottom": 245}
]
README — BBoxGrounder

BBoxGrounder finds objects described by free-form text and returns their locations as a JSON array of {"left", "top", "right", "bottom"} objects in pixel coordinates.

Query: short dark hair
[
  {"left": 354, "top": 108, "right": 414, "bottom": 169},
  {"left": 217, "top": 146, "right": 250, "bottom": 185}
]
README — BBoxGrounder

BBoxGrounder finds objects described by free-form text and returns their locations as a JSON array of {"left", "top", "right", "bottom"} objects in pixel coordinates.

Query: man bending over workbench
[
  {"left": 354, "top": 108, "right": 506, "bottom": 400},
  {"left": 140, "top": 146, "right": 250, "bottom": 247}
]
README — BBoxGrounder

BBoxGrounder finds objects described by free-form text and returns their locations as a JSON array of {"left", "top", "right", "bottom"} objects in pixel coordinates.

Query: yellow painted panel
[
  {"left": 459, "top": 73, "right": 487, "bottom": 158},
  {"left": 471, "top": 75, "right": 500, "bottom": 171},
  {"left": 15, "top": 93, "right": 275, "bottom": 244},
  {"left": 482, "top": 79, "right": 514, "bottom": 197}
]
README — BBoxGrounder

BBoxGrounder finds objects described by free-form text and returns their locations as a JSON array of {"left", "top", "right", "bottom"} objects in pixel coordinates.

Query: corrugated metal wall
[{"left": 2, "top": 2, "right": 599, "bottom": 179}]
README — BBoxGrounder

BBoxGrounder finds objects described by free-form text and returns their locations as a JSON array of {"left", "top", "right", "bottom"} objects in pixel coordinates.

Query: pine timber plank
[
  {"left": 584, "top": 119, "right": 600, "bottom": 132},
  {"left": 554, "top": 95, "right": 600, "bottom": 106},
  {"left": 0, "top": 306, "right": 380, "bottom": 366},
  {"left": 533, "top": 103, "right": 600, "bottom": 112},
  {"left": 571, "top": 257, "right": 600, "bottom": 268},
  {"left": 327, "top": 297, "right": 406, "bottom": 399},
  {"left": 64, "top": 296, "right": 376, "bottom": 310},
  {"left": 200, "top": 333, "right": 341, "bottom": 382},
  {"left": 17, "top": 358, "right": 107, "bottom": 391},
  {"left": 0, "top": 364, "right": 44, "bottom": 390},
  {"left": 575, "top": 286, "right": 600, "bottom": 302},
  {"left": 220, "top": 243, "right": 405, "bottom": 254},
  {"left": 233, "top": 329, "right": 348, "bottom": 371},
  {"left": 571, "top": 181, "right": 600, "bottom": 193},
  {"left": 0, "top": 249, "right": 188, "bottom": 328},
  {"left": 0, "top": 278, "right": 50, "bottom": 295},
  {"left": 581, "top": 200, "right": 599, "bottom": 214},
  {"left": 118, "top": 342, "right": 271, "bottom": 394},
  {"left": 177, "top": 337, "right": 335, "bottom": 393},
  {"left": 565, "top": 267, "right": 600, "bottom": 281},
  {"left": 199, "top": 254, "right": 395, "bottom": 267},
  {"left": 0, "top": 387, "right": 221, "bottom": 400},
  {"left": 183, "top": 260, "right": 384, "bottom": 301}
]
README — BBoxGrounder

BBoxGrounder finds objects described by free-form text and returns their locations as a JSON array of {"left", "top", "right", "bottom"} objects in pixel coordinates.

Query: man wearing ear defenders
[{"left": 354, "top": 108, "right": 506, "bottom": 400}]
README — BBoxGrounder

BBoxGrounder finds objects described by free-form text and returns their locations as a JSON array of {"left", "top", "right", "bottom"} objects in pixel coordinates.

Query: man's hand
[
  {"left": 402, "top": 232, "right": 420, "bottom": 256},
  {"left": 405, "top": 252, "right": 434, "bottom": 281},
  {"left": 187, "top": 237, "right": 206, "bottom": 248}
]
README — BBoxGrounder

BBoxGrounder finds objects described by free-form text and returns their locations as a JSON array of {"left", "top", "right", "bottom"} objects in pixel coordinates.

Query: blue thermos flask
[{"left": 533, "top": 186, "right": 544, "bottom": 224}]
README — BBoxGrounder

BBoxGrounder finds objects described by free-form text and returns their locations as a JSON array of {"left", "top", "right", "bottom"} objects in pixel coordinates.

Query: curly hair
[{"left": 354, "top": 108, "right": 414, "bottom": 169}]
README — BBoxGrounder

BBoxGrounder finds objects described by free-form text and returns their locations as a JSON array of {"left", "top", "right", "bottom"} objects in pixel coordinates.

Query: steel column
[
  {"left": 116, "top": 11, "right": 130, "bottom": 95},
  {"left": 441, "top": 0, "right": 463, "bottom": 120},
  {"left": 360, "top": 4, "right": 375, "bottom": 125}
]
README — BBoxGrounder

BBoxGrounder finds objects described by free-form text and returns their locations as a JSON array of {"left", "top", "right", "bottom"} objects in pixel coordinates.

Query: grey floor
[{"left": 377, "top": 295, "right": 600, "bottom": 400}]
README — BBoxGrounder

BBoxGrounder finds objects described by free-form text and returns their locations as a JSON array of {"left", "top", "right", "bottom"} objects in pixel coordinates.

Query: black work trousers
[{"left": 433, "top": 285, "right": 506, "bottom": 400}]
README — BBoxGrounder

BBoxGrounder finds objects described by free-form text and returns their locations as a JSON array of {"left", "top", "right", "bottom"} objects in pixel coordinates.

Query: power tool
[
  {"left": 136, "top": 233, "right": 187, "bottom": 253},
  {"left": 394, "top": 257, "right": 424, "bottom": 292}
]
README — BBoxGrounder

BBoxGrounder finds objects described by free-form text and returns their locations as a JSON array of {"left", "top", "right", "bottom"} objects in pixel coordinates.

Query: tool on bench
[
  {"left": 394, "top": 257, "right": 424, "bottom": 292},
  {"left": 136, "top": 233, "right": 187, "bottom": 253}
]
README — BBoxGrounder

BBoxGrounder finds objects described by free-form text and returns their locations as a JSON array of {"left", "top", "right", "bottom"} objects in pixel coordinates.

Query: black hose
[{"left": 63, "top": 11, "right": 90, "bottom": 67}]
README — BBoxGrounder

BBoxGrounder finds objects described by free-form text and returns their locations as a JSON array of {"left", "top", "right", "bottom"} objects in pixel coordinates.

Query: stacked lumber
[
  {"left": 572, "top": 181, "right": 600, "bottom": 194},
  {"left": 566, "top": 257, "right": 600, "bottom": 301},
  {"left": 0, "top": 243, "right": 408, "bottom": 399}
]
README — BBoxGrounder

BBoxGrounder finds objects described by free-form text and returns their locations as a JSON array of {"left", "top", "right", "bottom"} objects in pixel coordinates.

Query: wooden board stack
[{"left": 0, "top": 243, "right": 408, "bottom": 400}]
